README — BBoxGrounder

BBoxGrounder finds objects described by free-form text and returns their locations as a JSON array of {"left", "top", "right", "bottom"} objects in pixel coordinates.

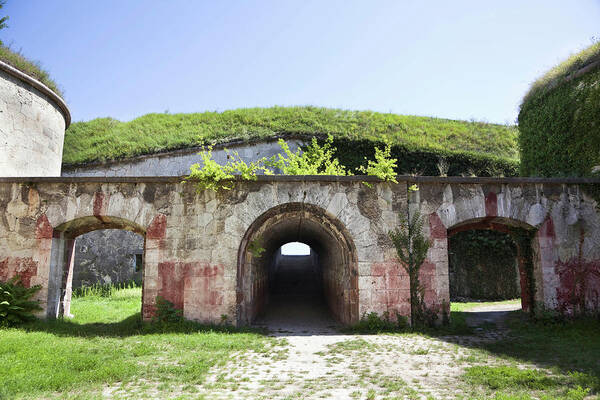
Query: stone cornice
[{"left": 1, "top": 175, "right": 599, "bottom": 185}]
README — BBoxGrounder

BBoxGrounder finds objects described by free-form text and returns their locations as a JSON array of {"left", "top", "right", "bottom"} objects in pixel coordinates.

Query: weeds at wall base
[{"left": 343, "top": 310, "right": 472, "bottom": 335}]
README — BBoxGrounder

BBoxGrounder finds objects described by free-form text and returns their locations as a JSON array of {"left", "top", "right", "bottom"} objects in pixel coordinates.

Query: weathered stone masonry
[{"left": 1, "top": 175, "right": 599, "bottom": 325}]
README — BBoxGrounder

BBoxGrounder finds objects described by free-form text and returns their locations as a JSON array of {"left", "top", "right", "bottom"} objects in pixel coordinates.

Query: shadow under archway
[{"left": 237, "top": 203, "right": 358, "bottom": 329}]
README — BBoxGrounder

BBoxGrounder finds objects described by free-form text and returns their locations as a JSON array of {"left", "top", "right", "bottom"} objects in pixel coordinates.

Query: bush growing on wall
[{"left": 518, "top": 42, "right": 600, "bottom": 177}]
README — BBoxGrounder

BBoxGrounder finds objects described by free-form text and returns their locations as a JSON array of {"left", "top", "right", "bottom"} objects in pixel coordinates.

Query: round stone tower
[{"left": 0, "top": 60, "right": 70, "bottom": 177}]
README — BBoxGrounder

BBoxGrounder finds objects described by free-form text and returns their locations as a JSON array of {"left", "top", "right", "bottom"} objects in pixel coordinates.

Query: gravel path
[{"left": 196, "top": 299, "right": 524, "bottom": 399}]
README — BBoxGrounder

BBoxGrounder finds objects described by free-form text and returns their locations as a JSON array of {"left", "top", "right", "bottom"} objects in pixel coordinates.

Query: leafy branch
[
  {"left": 388, "top": 207, "right": 432, "bottom": 327},
  {"left": 266, "top": 135, "right": 347, "bottom": 176},
  {"left": 358, "top": 142, "right": 398, "bottom": 185},
  {"left": 187, "top": 135, "right": 398, "bottom": 191},
  {"left": 187, "top": 146, "right": 272, "bottom": 191}
]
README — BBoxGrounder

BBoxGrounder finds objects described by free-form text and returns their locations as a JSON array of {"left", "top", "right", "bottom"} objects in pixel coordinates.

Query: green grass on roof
[
  {"left": 0, "top": 45, "right": 62, "bottom": 97},
  {"left": 522, "top": 41, "right": 600, "bottom": 104},
  {"left": 63, "top": 106, "right": 518, "bottom": 165}
]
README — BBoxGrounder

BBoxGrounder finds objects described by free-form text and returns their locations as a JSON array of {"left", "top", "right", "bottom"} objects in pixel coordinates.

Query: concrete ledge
[
  {"left": 0, "top": 60, "right": 71, "bottom": 127},
  {"left": 1, "top": 175, "right": 600, "bottom": 185}
]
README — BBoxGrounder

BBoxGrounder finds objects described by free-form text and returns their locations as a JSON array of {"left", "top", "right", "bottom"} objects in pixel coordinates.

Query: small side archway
[
  {"left": 47, "top": 215, "right": 146, "bottom": 319},
  {"left": 236, "top": 203, "right": 359, "bottom": 326},
  {"left": 447, "top": 217, "right": 537, "bottom": 312}
]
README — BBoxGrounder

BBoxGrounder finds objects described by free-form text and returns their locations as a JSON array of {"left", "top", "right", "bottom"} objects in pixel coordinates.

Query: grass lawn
[
  {"left": 468, "top": 314, "right": 600, "bottom": 399},
  {"left": 1, "top": 289, "right": 599, "bottom": 399},
  {"left": 451, "top": 298, "right": 521, "bottom": 312},
  {"left": 0, "top": 287, "right": 274, "bottom": 399}
]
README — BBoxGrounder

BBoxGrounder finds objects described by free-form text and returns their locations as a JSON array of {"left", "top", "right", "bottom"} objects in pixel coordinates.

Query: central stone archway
[{"left": 236, "top": 202, "right": 359, "bottom": 326}]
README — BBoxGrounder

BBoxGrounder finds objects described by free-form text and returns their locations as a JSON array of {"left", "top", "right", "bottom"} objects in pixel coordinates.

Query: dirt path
[{"left": 196, "top": 300, "right": 525, "bottom": 399}]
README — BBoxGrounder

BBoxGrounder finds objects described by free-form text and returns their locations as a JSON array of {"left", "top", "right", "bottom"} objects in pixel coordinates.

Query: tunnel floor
[{"left": 252, "top": 255, "right": 339, "bottom": 334}]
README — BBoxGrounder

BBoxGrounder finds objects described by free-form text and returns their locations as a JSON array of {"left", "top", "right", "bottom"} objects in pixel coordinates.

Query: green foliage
[
  {"left": 0, "top": 286, "right": 270, "bottom": 399},
  {"left": 449, "top": 230, "right": 520, "bottom": 300},
  {"left": 519, "top": 41, "right": 600, "bottom": 177},
  {"left": 327, "top": 137, "right": 518, "bottom": 177},
  {"left": 248, "top": 236, "right": 266, "bottom": 258},
  {"left": 523, "top": 41, "right": 600, "bottom": 105},
  {"left": 187, "top": 146, "right": 269, "bottom": 191},
  {"left": 0, "top": 44, "right": 62, "bottom": 96},
  {"left": 350, "top": 311, "right": 409, "bottom": 333},
  {"left": 464, "top": 365, "right": 559, "bottom": 390},
  {"left": 62, "top": 106, "right": 519, "bottom": 166},
  {"left": 187, "top": 135, "right": 348, "bottom": 191},
  {"left": 267, "top": 135, "right": 347, "bottom": 175},
  {"left": 0, "top": 277, "right": 42, "bottom": 326},
  {"left": 72, "top": 280, "right": 141, "bottom": 298},
  {"left": 188, "top": 146, "right": 235, "bottom": 191},
  {"left": 153, "top": 295, "right": 183, "bottom": 323},
  {"left": 357, "top": 142, "right": 398, "bottom": 183},
  {"left": 463, "top": 366, "right": 595, "bottom": 399},
  {"left": 388, "top": 208, "right": 432, "bottom": 327}
]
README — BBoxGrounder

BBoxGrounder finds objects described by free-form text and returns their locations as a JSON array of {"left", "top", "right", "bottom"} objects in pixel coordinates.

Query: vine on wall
[
  {"left": 556, "top": 228, "right": 600, "bottom": 316},
  {"left": 519, "top": 44, "right": 600, "bottom": 177}
]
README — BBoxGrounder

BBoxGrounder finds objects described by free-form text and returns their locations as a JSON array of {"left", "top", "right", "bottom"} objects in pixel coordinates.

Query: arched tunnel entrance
[
  {"left": 447, "top": 217, "right": 536, "bottom": 313},
  {"left": 47, "top": 216, "right": 146, "bottom": 319},
  {"left": 237, "top": 203, "right": 358, "bottom": 327}
]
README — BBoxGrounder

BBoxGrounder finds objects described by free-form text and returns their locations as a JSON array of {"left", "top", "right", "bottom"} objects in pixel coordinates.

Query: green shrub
[
  {"left": 266, "top": 135, "right": 347, "bottom": 176},
  {"left": 350, "top": 311, "right": 409, "bottom": 333},
  {"left": 0, "top": 277, "right": 42, "bottom": 326},
  {"left": 328, "top": 137, "right": 518, "bottom": 177},
  {"left": 519, "top": 42, "right": 600, "bottom": 177},
  {"left": 187, "top": 146, "right": 269, "bottom": 191},
  {"left": 389, "top": 208, "right": 432, "bottom": 327},
  {"left": 187, "top": 135, "right": 349, "bottom": 191},
  {"left": 357, "top": 142, "right": 398, "bottom": 183},
  {"left": 153, "top": 296, "right": 183, "bottom": 323}
]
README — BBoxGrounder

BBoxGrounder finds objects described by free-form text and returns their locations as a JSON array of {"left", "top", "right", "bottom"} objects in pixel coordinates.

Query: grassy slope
[
  {"left": 0, "top": 45, "right": 62, "bottom": 97},
  {"left": 63, "top": 106, "right": 519, "bottom": 165},
  {"left": 522, "top": 41, "right": 600, "bottom": 105}
]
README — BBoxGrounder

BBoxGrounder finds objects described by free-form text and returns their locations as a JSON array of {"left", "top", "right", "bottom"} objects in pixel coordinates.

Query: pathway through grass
[{"left": 1, "top": 291, "right": 598, "bottom": 399}]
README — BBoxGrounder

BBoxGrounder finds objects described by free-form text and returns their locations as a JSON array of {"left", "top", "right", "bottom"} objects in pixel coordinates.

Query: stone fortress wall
[
  {"left": 63, "top": 139, "right": 306, "bottom": 288},
  {"left": 62, "top": 139, "right": 305, "bottom": 177},
  {"left": 1, "top": 176, "right": 599, "bottom": 325},
  {"left": 0, "top": 61, "right": 70, "bottom": 177},
  {"left": 72, "top": 229, "right": 143, "bottom": 288}
]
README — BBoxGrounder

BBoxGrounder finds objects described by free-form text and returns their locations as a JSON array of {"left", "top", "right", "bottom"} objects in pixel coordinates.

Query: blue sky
[{"left": 3, "top": 1, "right": 599, "bottom": 124}]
